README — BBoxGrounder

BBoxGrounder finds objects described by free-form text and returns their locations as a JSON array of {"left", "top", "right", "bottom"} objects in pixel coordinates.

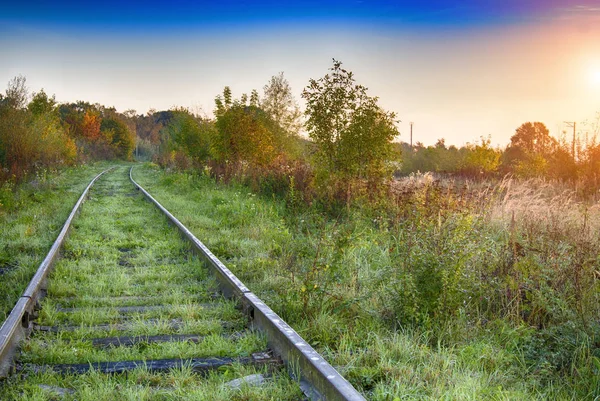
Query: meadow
[
  {"left": 0, "top": 162, "right": 598, "bottom": 399},
  {"left": 131, "top": 163, "right": 600, "bottom": 400}
]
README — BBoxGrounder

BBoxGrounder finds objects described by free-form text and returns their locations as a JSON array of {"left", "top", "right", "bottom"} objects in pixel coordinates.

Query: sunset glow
[{"left": 592, "top": 69, "right": 600, "bottom": 86}]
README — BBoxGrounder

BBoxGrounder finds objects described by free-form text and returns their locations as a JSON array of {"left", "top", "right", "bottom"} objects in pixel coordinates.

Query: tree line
[
  {"left": 399, "top": 117, "right": 600, "bottom": 190},
  {"left": 0, "top": 76, "right": 135, "bottom": 182},
  {"left": 2, "top": 60, "right": 600, "bottom": 201},
  {"left": 144, "top": 60, "right": 400, "bottom": 206}
]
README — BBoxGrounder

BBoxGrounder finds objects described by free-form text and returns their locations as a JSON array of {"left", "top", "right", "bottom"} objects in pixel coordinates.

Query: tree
[
  {"left": 164, "top": 109, "right": 213, "bottom": 163},
  {"left": 510, "top": 122, "right": 556, "bottom": 155},
  {"left": 302, "top": 59, "right": 399, "bottom": 189},
  {"left": 463, "top": 137, "right": 501, "bottom": 175},
  {"left": 214, "top": 86, "right": 233, "bottom": 117},
  {"left": 213, "top": 104, "right": 280, "bottom": 167},
  {"left": 262, "top": 72, "right": 302, "bottom": 137},
  {"left": 503, "top": 122, "right": 558, "bottom": 177},
  {"left": 81, "top": 110, "right": 102, "bottom": 141},
  {"left": 100, "top": 116, "right": 135, "bottom": 159},
  {"left": 28, "top": 89, "right": 56, "bottom": 116},
  {"left": 250, "top": 89, "right": 259, "bottom": 107},
  {"left": 3, "top": 75, "right": 28, "bottom": 109},
  {"left": 0, "top": 79, "right": 75, "bottom": 180}
]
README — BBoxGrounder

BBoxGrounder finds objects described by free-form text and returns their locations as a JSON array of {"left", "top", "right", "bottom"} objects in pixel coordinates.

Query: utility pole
[
  {"left": 564, "top": 121, "right": 576, "bottom": 159},
  {"left": 410, "top": 122, "right": 414, "bottom": 148}
]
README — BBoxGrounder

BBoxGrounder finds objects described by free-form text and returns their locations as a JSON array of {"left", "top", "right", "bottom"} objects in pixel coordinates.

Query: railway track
[{"left": 0, "top": 166, "right": 365, "bottom": 400}]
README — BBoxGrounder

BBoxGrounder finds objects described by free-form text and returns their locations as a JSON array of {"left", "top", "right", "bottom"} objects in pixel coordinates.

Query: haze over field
[{"left": 1, "top": 0, "right": 600, "bottom": 146}]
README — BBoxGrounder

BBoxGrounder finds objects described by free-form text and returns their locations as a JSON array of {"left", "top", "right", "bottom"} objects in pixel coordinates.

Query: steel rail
[
  {"left": 0, "top": 167, "right": 114, "bottom": 377},
  {"left": 129, "top": 166, "right": 366, "bottom": 401}
]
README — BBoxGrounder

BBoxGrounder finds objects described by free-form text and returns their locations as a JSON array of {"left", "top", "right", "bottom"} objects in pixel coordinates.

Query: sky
[{"left": 1, "top": 0, "right": 600, "bottom": 147}]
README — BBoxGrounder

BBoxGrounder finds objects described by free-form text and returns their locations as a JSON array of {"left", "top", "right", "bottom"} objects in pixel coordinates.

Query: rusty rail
[
  {"left": 0, "top": 167, "right": 113, "bottom": 377},
  {"left": 129, "top": 166, "right": 366, "bottom": 401}
]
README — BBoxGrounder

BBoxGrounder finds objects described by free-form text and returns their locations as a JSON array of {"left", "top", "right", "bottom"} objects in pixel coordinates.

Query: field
[
  {"left": 132, "top": 164, "right": 600, "bottom": 399},
  {"left": 1, "top": 163, "right": 599, "bottom": 400}
]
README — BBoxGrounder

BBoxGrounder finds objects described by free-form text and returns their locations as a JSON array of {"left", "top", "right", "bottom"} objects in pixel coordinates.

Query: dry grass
[{"left": 487, "top": 177, "right": 600, "bottom": 239}]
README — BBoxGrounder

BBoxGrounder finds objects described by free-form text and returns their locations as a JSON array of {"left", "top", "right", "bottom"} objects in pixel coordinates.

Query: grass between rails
[
  {"left": 0, "top": 163, "right": 113, "bottom": 320},
  {"left": 2, "top": 365, "right": 303, "bottom": 401},
  {"left": 133, "top": 163, "right": 600, "bottom": 400},
  {"left": 0, "top": 166, "right": 303, "bottom": 400}
]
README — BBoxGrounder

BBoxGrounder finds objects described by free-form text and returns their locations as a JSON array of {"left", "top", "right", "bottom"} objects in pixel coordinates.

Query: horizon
[{"left": 2, "top": 0, "right": 600, "bottom": 147}]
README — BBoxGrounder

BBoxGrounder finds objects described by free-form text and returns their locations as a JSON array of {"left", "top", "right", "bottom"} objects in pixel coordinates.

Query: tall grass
[{"left": 135, "top": 164, "right": 600, "bottom": 399}]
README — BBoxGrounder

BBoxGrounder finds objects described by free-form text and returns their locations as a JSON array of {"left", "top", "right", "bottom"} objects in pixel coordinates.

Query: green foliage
[
  {"left": 170, "top": 110, "right": 213, "bottom": 160},
  {"left": 302, "top": 59, "right": 399, "bottom": 190},
  {"left": 503, "top": 122, "right": 559, "bottom": 178},
  {"left": 213, "top": 89, "right": 286, "bottom": 167},
  {"left": 214, "top": 106, "right": 277, "bottom": 166},
  {"left": 214, "top": 86, "right": 233, "bottom": 117},
  {"left": 100, "top": 115, "right": 135, "bottom": 160},
  {"left": 0, "top": 164, "right": 108, "bottom": 319},
  {"left": 510, "top": 122, "right": 556, "bottom": 155},
  {"left": 399, "top": 140, "right": 460, "bottom": 174},
  {"left": 27, "top": 89, "right": 56, "bottom": 116},
  {"left": 2, "top": 75, "right": 28, "bottom": 109},
  {"left": 261, "top": 72, "right": 302, "bottom": 137},
  {"left": 137, "top": 165, "right": 600, "bottom": 399},
  {"left": 0, "top": 78, "right": 76, "bottom": 181},
  {"left": 463, "top": 137, "right": 502, "bottom": 174}
]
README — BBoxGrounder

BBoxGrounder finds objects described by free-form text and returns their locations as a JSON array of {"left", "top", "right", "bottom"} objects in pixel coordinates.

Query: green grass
[
  {"left": 0, "top": 166, "right": 303, "bottom": 400},
  {"left": 0, "top": 163, "right": 112, "bottom": 320},
  {"left": 130, "top": 163, "right": 600, "bottom": 400},
  {"left": 20, "top": 332, "right": 266, "bottom": 365},
  {"left": 1, "top": 364, "right": 302, "bottom": 401}
]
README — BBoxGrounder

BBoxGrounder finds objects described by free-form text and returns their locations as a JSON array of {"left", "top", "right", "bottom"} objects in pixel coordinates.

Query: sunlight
[{"left": 591, "top": 69, "right": 600, "bottom": 86}]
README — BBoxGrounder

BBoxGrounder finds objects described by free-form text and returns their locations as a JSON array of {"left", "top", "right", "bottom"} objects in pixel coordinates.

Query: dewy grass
[
  {"left": 1, "top": 364, "right": 302, "bottom": 401},
  {"left": 0, "top": 166, "right": 302, "bottom": 400},
  {"left": 0, "top": 163, "right": 111, "bottom": 320},
  {"left": 131, "top": 163, "right": 599, "bottom": 400},
  {"left": 36, "top": 301, "right": 238, "bottom": 326},
  {"left": 38, "top": 317, "right": 234, "bottom": 341},
  {"left": 20, "top": 332, "right": 266, "bottom": 365}
]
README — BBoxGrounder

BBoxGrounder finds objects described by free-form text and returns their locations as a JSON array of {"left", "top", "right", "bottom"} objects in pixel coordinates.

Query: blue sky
[
  {"left": 1, "top": 1, "right": 581, "bottom": 29},
  {"left": 2, "top": 1, "right": 600, "bottom": 146}
]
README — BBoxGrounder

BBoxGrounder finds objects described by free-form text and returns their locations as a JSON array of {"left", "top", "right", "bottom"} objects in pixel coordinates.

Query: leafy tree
[
  {"left": 213, "top": 104, "right": 280, "bottom": 167},
  {"left": 3, "top": 75, "right": 28, "bottom": 109},
  {"left": 213, "top": 85, "right": 297, "bottom": 168},
  {"left": 463, "top": 137, "right": 501, "bottom": 175},
  {"left": 100, "top": 116, "right": 135, "bottom": 159},
  {"left": 503, "top": 122, "right": 558, "bottom": 177},
  {"left": 302, "top": 59, "right": 399, "bottom": 188},
  {"left": 214, "top": 86, "right": 233, "bottom": 117},
  {"left": 29, "top": 110, "right": 77, "bottom": 168},
  {"left": 164, "top": 109, "right": 214, "bottom": 163},
  {"left": 28, "top": 89, "right": 56, "bottom": 116},
  {"left": 510, "top": 122, "right": 556, "bottom": 155},
  {"left": 250, "top": 89, "right": 259, "bottom": 107},
  {"left": 547, "top": 146, "right": 577, "bottom": 181},
  {"left": 262, "top": 72, "right": 302, "bottom": 137},
  {"left": 81, "top": 110, "right": 102, "bottom": 141},
  {"left": 0, "top": 78, "right": 75, "bottom": 180}
]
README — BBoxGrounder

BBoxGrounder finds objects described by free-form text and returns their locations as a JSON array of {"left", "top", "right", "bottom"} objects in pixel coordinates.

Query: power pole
[
  {"left": 564, "top": 121, "right": 576, "bottom": 159},
  {"left": 410, "top": 122, "right": 414, "bottom": 148}
]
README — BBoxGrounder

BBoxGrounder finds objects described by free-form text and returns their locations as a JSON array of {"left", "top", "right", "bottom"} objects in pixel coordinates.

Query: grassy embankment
[
  {"left": 1, "top": 166, "right": 302, "bottom": 400},
  {"left": 133, "top": 163, "right": 600, "bottom": 400}
]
